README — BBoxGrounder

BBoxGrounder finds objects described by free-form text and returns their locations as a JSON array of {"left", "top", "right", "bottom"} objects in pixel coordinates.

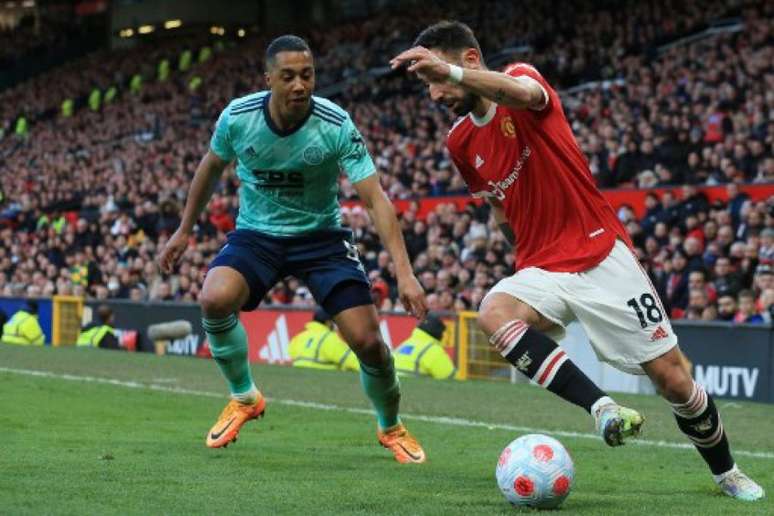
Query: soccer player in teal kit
[{"left": 159, "top": 35, "right": 428, "bottom": 463}]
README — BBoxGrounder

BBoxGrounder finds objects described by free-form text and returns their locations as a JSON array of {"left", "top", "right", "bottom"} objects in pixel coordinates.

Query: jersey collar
[
  {"left": 263, "top": 93, "right": 314, "bottom": 137},
  {"left": 469, "top": 101, "right": 497, "bottom": 127}
]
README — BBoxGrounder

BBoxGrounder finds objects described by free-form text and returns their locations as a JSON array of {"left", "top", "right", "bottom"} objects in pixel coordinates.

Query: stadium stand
[{"left": 0, "top": 0, "right": 772, "bottom": 326}]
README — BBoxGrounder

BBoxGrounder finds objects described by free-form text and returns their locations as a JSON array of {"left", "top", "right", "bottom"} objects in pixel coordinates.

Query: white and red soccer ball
[{"left": 495, "top": 434, "right": 574, "bottom": 509}]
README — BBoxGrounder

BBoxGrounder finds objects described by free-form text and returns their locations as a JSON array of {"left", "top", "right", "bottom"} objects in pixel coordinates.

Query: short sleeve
[
  {"left": 338, "top": 116, "right": 376, "bottom": 184},
  {"left": 504, "top": 63, "right": 553, "bottom": 114},
  {"left": 209, "top": 107, "right": 236, "bottom": 162}
]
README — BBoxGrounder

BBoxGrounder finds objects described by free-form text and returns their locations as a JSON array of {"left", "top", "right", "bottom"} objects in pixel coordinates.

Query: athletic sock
[
  {"left": 359, "top": 354, "right": 401, "bottom": 430},
  {"left": 491, "top": 320, "right": 607, "bottom": 413},
  {"left": 672, "top": 380, "right": 734, "bottom": 475},
  {"left": 202, "top": 314, "right": 256, "bottom": 401}
]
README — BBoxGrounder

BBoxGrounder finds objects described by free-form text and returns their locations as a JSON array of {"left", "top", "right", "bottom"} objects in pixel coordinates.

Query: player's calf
[
  {"left": 489, "top": 319, "right": 644, "bottom": 446},
  {"left": 488, "top": 319, "right": 609, "bottom": 415},
  {"left": 671, "top": 380, "right": 764, "bottom": 501}
]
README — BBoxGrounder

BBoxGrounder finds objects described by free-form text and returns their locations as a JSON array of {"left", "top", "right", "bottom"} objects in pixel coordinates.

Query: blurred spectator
[
  {"left": 288, "top": 307, "right": 359, "bottom": 372},
  {"left": 1, "top": 301, "right": 44, "bottom": 346},
  {"left": 394, "top": 313, "right": 455, "bottom": 379},
  {"left": 77, "top": 304, "right": 119, "bottom": 349},
  {"left": 734, "top": 289, "right": 765, "bottom": 324},
  {"left": 716, "top": 293, "right": 737, "bottom": 322}
]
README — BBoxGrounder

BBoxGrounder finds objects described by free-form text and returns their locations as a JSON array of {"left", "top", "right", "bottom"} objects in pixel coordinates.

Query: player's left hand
[
  {"left": 398, "top": 274, "right": 428, "bottom": 320},
  {"left": 390, "top": 46, "right": 452, "bottom": 83}
]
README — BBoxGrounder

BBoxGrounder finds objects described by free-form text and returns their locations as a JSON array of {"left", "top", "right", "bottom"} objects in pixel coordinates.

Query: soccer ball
[{"left": 495, "top": 434, "right": 574, "bottom": 509}]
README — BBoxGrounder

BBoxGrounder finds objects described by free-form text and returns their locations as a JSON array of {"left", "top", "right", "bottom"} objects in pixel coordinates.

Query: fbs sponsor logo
[
  {"left": 251, "top": 169, "right": 304, "bottom": 197},
  {"left": 694, "top": 365, "right": 759, "bottom": 398}
]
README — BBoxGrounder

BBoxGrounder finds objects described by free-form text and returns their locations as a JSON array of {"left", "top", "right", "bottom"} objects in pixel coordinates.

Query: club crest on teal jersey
[{"left": 303, "top": 145, "right": 325, "bottom": 165}]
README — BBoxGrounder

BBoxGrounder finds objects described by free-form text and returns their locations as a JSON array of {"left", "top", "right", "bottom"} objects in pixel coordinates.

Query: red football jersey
[{"left": 447, "top": 63, "right": 632, "bottom": 272}]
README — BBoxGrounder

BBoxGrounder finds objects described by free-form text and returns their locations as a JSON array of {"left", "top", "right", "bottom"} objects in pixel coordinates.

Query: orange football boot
[
  {"left": 206, "top": 395, "right": 266, "bottom": 448},
  {"left": 377, "top": 423, "right": 426, "bottom": 464}
]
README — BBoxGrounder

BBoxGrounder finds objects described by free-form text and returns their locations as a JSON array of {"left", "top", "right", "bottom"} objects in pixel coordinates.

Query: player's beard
[
  {"left": 450, "top": 92, "right": 477, "bottom": 116},
  {"left": 286, "top": 96, "right": 311, "bottom": 120}
]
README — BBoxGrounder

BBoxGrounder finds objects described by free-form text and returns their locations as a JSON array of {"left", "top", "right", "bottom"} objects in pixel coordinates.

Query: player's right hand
[
  {"left": 398, "top": 274, "right": 428, "bottom": 320},
  {"left": 389, "top": 46, "right": 451, "bottom": 83},
  {"left": 158, "top": 228, "right": 190, "bottom": 273}
]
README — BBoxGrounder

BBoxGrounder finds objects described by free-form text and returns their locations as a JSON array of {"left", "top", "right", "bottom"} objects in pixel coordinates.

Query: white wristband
[{"left": 447, "top": 64, "right": 464, "bottom": 84}]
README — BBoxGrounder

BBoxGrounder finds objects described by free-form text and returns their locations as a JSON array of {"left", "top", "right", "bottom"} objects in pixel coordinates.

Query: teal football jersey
[{"left": 210, "top": 92, "right": 376, "bottom": 236}]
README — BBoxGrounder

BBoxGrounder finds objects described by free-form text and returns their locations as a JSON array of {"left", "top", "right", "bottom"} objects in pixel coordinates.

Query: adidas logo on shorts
[{"left": 649, "top": 325, "right": 669, "bottom": 342}]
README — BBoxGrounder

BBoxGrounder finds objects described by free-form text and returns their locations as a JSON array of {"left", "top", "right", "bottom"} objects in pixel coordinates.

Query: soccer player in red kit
[{"left": 391, "top": 20, "right": 763, "bottom": 501}]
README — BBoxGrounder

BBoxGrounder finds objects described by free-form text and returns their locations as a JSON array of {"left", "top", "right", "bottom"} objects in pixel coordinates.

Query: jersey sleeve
[
  {"left": 337, "top": 115, "right": 376, "bottom": 184},
  {"left": 209, "top": 106, "right": 236, "bottom": 162},
  {"left": 503, "top": 62, "right": 553, "bottom": 116}
]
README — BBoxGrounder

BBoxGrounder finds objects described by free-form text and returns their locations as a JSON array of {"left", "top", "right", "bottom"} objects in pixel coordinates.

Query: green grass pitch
[{"left": 1, "top": 344, "right": 772, "bottom": 515}]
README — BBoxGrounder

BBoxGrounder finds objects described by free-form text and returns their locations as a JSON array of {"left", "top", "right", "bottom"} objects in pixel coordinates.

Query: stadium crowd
[{"left": 0, "top": 0, "right": 772, "bottom": 325}]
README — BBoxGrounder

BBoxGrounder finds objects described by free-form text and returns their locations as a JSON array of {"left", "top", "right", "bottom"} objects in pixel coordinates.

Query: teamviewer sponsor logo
[{"left": 487, "top": 145, "right": 531, "bottom": 201}]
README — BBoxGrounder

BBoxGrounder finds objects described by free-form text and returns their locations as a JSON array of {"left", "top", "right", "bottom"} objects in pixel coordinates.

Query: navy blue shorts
[{"left": 209, "top": 228, "right": 372, "bottom": 313}]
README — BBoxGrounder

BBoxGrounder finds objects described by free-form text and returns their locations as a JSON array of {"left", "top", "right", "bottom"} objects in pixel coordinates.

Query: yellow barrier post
[
  {"left": 455, "top": 311, "right": 476, "bottom": 380},
  {"left": 52, "top": 296, "right": 84, "bottom": 346}
]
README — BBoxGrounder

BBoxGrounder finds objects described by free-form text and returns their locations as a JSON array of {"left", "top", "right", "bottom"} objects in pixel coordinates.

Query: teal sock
[
  {"left": 202, "top": 314, "right": 255, "bottom": 396},
  {"left": 359, "top": 355, "right": 401, "bottom": 430}
]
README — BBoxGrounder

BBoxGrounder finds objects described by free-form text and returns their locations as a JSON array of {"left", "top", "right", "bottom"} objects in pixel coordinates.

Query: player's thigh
[
  {"left": 289, "top": 229, "right": 372, "bottom": 316},
  {"left": 203, "top": 230, "right": 283, "bottom": 315},
  {"left": 333, "top": 302, "right": 384, "bottom": 350},
  {"left": 200, "top": 267, "right": 251, "bottom": 317},
  {"left": 479, "top": 268, "right": 571, "bottom": 340},
  {"left": 567, "top": 240, "right": 678, "bottom": 374}
]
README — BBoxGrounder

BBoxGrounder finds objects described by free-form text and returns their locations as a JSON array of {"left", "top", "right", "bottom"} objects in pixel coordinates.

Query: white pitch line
[{"left": 3, "top": 366, "right": 773, "bottom": 460}]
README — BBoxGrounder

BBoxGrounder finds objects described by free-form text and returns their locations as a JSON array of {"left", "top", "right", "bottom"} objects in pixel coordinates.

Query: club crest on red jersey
[{"left": 500, "top": 115, "right": 516, "bottom": 139}]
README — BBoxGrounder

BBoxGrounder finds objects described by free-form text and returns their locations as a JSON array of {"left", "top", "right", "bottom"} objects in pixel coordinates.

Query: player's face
[
  {"left": 424, "top": 49, "right": 476, "bottom": 116},
  {"left": 265, "top": 51, "right": 315, "bottom": 115}
]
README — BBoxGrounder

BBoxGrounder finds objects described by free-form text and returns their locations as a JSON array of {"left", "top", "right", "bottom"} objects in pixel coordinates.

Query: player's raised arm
[
  {"left": 158, "top": 150, "right": 229, "bottom": 273},
  {"left": 390, "top": 46, "right": 546, "bottom": 111},
  {"left": 158, "top": 106, "right": 235, "bottom": 273},
  {"left": 353, "top": 175, "right": 427, "bottom": 319}
]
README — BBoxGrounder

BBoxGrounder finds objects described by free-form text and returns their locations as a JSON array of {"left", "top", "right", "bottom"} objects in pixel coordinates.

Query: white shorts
[{"left": 484, "top": 240, "right": 678, "bottom": 375}]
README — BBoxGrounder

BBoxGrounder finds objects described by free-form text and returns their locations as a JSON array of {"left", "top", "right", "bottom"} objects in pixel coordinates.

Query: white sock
[
  {"left": 713, "top": 463, "right": 738, "bottom": 483},
  {"left": 231, "top": 385, "right": 258, "bottom": 404},
  {"left": 590, "top": 396, "right": 616, "bottom": 419}
]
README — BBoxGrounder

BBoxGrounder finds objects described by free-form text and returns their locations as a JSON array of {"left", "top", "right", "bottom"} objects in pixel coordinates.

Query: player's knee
[
  {"left": 644, "top": 348, "right": 695, "bottom": 403},
  {"left": 652, "top": 363, "right": 694, "bottom": 403},
  {"left": 347, "top": 327, "right": 387, "bottom": 364},
  {"left": 199, "top": 289, "right": 239, "bottom": 318},
  {"left": 478, "top": 295, "right": 538, "bottom": 337}
]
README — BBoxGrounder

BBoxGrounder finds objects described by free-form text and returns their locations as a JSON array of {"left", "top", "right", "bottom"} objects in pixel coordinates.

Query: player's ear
[
  {"left": 264, "top": 71, "right": 271, "bottom": 87},
  {"left": 462, "top": 48, "right": 482, "bottom": 69}
]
